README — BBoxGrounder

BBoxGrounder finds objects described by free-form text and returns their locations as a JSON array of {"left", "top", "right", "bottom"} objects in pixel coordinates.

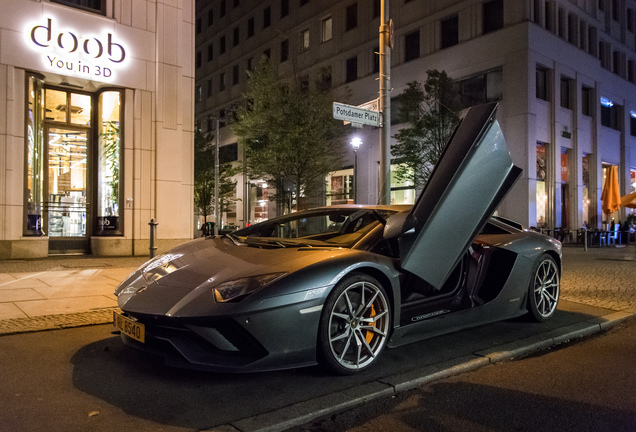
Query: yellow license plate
[{"left": 113, "top": 311, "right": 145, "bottom": 343}]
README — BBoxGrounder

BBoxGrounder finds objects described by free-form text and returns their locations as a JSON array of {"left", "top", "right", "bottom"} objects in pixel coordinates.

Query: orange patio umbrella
[
  {"left": 620, "top": 190, "right": 636, "bottom": 209},
  {"left": 601, "top": 165, "right": 621, "bottom": 214}
]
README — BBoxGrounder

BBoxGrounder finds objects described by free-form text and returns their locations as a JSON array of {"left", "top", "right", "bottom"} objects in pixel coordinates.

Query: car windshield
[{"left": 233, "top": 208, "right": 396, "bottom": 248}]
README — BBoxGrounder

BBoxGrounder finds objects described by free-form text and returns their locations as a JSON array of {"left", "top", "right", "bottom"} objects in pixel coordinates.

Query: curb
[
  {"left": 0, "top": 309, "right": 116, "bottom": 336},
  {"left": 206, "top": 308, "right": 636, "bottom": 432}
]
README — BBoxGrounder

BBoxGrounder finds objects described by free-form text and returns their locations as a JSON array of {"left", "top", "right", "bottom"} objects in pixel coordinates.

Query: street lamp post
[{"left": 351, "top": 137, "right": 362, "bottom": 204}]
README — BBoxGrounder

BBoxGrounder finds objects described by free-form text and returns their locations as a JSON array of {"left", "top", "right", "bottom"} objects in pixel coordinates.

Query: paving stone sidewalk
[{"left": 0, "top": 246, "right": 634, "bottom": 336}]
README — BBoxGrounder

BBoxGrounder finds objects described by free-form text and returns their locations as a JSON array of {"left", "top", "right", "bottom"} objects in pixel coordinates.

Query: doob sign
[{"left": 27, "top": 18, "right": 128, "bottom": 81}]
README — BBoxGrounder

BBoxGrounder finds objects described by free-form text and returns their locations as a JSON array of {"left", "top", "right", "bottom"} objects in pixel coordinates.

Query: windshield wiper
[{"left": 223, "top": 233, "right": 244, "bottom": 246}]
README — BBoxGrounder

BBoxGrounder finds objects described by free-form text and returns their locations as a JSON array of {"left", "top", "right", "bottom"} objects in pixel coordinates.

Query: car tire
[
  {"left": 527, "top": 254, "right": 560, "bottom": 322},
  {"left": 318, "top": 273, "right": 391, "bottom": 375}
]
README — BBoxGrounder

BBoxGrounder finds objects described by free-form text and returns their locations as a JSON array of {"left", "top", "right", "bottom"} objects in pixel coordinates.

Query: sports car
[{"left": 113, "top": 103, "right": 561, "bottom": 374}]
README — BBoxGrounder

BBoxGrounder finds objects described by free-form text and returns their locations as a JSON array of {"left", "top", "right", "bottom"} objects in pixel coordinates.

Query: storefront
[{"left": 1, "top": 0, "right": 195, "bottom": 258}]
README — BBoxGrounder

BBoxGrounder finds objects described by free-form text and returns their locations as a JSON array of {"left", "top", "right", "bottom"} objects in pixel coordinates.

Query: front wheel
[
  {"left": 527, "top": 255, "right": 560, "bottom": 322},
  {"left": 318, "top": 273, "right": 391, "bottom": 375}
]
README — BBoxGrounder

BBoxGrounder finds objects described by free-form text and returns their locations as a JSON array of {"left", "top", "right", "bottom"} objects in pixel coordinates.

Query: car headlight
[{"left": 213, "top": 273, "right": 286, "bottom": 303}]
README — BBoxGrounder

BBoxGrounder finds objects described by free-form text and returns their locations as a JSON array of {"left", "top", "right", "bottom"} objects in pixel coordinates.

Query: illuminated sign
[{"left": 25, "top": 18, "right": 129, "bottom": 81}]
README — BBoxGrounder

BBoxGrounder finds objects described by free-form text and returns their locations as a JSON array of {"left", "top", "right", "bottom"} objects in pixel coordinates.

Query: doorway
[{"left": 46, "top": 127, "right": 90, "bottom": 253}]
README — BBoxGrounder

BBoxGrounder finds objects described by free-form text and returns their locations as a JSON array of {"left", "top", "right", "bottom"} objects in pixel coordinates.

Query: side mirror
[{"left": 383, "top": 213, "right": 418, "bottom": 240}]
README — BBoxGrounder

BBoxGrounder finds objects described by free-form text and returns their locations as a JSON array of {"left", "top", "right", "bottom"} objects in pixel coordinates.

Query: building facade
[
  {"left": 195, "top": 0, "right": 636, "bottom": 232},
  {"left": 1, "top": 0, "right": 195, "bottom": 258}
]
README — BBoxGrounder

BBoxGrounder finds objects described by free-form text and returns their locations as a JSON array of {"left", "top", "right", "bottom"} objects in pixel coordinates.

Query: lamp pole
[
  {"left": 214, "top": 117, "right": 220, "bottom": 235},
  {"left": 378, "top": 0, "right": 391, "bottom": 205},
  {"left": 351, "top": 137, "right": 362, "bottom": 204}
]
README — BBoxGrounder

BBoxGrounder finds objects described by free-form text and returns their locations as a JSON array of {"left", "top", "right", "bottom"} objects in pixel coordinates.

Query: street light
[{"left": 351, "top": 137, "right": 362, "bottom": 204}]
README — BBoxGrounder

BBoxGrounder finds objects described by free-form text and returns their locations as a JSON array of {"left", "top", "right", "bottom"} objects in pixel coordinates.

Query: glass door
[{"left": 46, "top": 127, "right": 89, "bottom": 253}]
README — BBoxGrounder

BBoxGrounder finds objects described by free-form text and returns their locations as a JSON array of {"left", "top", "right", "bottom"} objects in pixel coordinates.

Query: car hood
[{"left": 115, "top": 237, "right": 346, "bottom": 316}]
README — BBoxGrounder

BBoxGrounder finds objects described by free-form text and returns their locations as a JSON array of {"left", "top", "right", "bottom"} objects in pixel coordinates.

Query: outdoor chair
[{"left": 607, "top": 224, "right": 620, "bottom": 245}]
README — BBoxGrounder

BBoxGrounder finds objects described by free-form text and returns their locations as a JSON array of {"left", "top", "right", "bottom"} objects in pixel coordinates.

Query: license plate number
[{"left": 113, "top": 311, "right": 145, "bottom": 343}]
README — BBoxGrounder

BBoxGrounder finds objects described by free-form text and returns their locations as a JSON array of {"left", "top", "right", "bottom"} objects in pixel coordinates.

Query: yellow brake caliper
[{"left": 366, "top": 304, "right": 376, "bottom": 343}]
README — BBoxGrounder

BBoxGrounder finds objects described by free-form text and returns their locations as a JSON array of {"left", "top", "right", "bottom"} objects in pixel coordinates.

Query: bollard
[
  {"left": 583, "top": 227, "right": 587, "bottom": 251},
  {"left": 149, "top": 218, "right": 158, "bottom": 258}
]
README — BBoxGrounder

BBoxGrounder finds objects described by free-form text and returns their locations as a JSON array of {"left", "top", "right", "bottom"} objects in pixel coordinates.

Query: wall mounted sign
[{"left": 25, "top": 17, "right": 129, "bottom": 82}]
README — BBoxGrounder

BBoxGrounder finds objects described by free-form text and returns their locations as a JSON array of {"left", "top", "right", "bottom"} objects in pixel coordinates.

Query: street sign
[{"left": 333, "top": 102, "right": 381, "bottom": 127}]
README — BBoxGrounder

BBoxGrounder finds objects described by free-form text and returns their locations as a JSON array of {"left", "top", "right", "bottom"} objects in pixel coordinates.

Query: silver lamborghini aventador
[{"left": 113, "top": 103, "right": 561, "bottom": 374}]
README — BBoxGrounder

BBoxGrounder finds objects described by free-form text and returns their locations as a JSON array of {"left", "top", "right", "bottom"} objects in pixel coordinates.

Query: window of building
[
  {"left": 458, "top": 69, "right": 503, "bottom": 108},
  {"left": 372, "top": 46, "right": 379, "bottom": 73},
  {"left": 234, "top": 0, "right": 239, "bottom": 8},
  {"left": 536, "top": 67, "right": 549, "bottom": 101},
  {"left": 600, "top": 98, "right": 620, "bottom": 130},
  {"left": 220, "top": 143, "right": 239, "bottom": 163},
  {"left": 579, "top": 21, "right": 588, "bottom": 51},
  {"left": 233, "top": 65, "right": 240, "bottom": 86},
  {"left": 599, "top": 41, "right": 609, "bottom": 69},
  {"left": 301, "top": 0, "right": 309, "bottom": 6},
  {"left": 220, "top": 0, "right": 226, "bottom": 17},
  {"left": 536, "top": 142, "right": 547, "bottom": 228},
  {"left": 219, "top": 109, "right": 226, "bottom": 127},
  {"left": 346, "top": 3, "right": 358, "bottom": 31},
  {"left": 317, "top": 65, "right": 332, "bottom": 91},
  {"left": 404, "top": 30, "right": 420, "bottom": 62},
  {"left": 613, "top": 50, "right": 623, "bottom": 76},
  {"left": 220, "top": 36, "right": 226, "bottom": 55},
  {"left": 248, "top": 17, "right": 255, "bottom": 38},
  {"left": 441, "top": 15, "right": 459, "bottom": 49},
  {"left": 281, "top": 39, "right": 289, "bottom": 62},
  {"left": 533, "top": 0, "right": 542, "bottom": 25},
  {"left": 560, "top": 77, "right": 572, "bottom": 109},
  {"left": 207, "top": 79, "right": 213, "bottom": 97},
  {"left": 568, "top": 13, "right": 578, "bottom": 45},
  {"left": 581, "top": 86, "right": 593, "bottom": 116},
  {"left": 247, "top": 57, "right": 254, "bottom": 71},
  {"left": 207, "top": 115, "right": 213, "bottom": 132},
  {"left": 545, "top": 1, "right": 554, "bottom": 31},
  {"left": 196, "top": 18, "right": 202, "bottom": 35},
  {"left": 483, "top": 0, "right": 504, "bottom": 34},
  {"left": 628, "top": 9, "right": 635, "bottom": 32},
  {"left": 264, "top": 6, "right": 271, "bottom": 28},
  {"left": 233, "top": 27, "right": 240, "bottom": 47},
  {"left": 373, "top": 0, "right": 381, "bottom": 18},
  {"left": 24, "top": 74, "right": 44, "bottom": 235},
  {"left": 346, "top": 56, "right": 358, "bottom": 83},
  {"left": 219, "top": 72, "right": 226, "bottom": 91},
  {"left": 558, "top": 7, "right": 566, "bottom": 39},
  {"left": 196, "top": 85, "right": 202, "bottom": 102},
  {"left": 598, "top": 0, "right": 605, "bottom": 11},
  {"left": 208, "top": 44, "right": 214, "bottom": 62},
  {"left": 630, "top": 112, "right": 636, "bottom": 137},
  {"left": 322, "top": 16, "right": 333, "bottom": 42},
  {"left": 208, "top": 8, "right": 214, "bottom": 26},
  {"left": 264, "top": 48, "right": 271, "bottom": 59},
  {"left": 612, "top": 0, "right": 619, "bottom": 21},
  {"left": 300, "top": 29, "right": 310, "bottom": 52},
  {"left": 629, "top": 60, "right": 635, "bottom": 83},
  {"left": 281, "top": 0, "right": 289, "bottom": 17},
  {"left": 51, "top": 0, "right": 104, "bottom": 14},
  {"left": 196, "top": 51, "right": 202, "bottom": 68}
]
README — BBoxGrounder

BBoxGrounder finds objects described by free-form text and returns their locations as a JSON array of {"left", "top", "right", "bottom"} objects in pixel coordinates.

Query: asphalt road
[
  {"left": 290, "top": 317, "right": 636, "bottom": 432},
  {"left": 0, "top": 300, "right": 619, "bottom": 432}
]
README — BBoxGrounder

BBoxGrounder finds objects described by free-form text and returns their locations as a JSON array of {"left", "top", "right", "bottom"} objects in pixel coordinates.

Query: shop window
[
  {"left": 264, "top": 6, "right": 271, "bottom": 28},
  {"left": 582, "top": 154, "right": 590, "bottom": 226},
  {"left": 327, "top": 169, "right": 354, "bottom": 205},
  {"left": 390, "top": 163, "right": 415, "bottom": 205},
  {"left": 536, "top": 67, "right": 549, "bottom": 101},
  {"left": 346, "top": 3, "right": 358, "bottom": 31},
  {"left": 404, "top": 30, "right": 420, "bottom": 62},
  {"left": 96, "top": 91, "right": 123, "bottom": 235},
  {"left": 51, "top": 0, "right": 104, "bottom": 14},
  {"left": 441, "top": 15, "right": 459, "bottom": 49},
  {"left": 24, "top": 74, "right": 45, "bottom": 235},
  {"left": 483, "top": 0, "right": 504, "bottom": 34},
  {"left": 346, "top": 56, "right": 358, "bottom": 83}
]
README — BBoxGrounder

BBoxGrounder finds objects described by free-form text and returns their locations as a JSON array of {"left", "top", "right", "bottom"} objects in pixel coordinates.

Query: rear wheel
[
  {"left": 527, "top": 255, "right": 560, "bottom": 322},
  {"left": 318, "top": 273, "right": 391, "bottom": 375}
]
